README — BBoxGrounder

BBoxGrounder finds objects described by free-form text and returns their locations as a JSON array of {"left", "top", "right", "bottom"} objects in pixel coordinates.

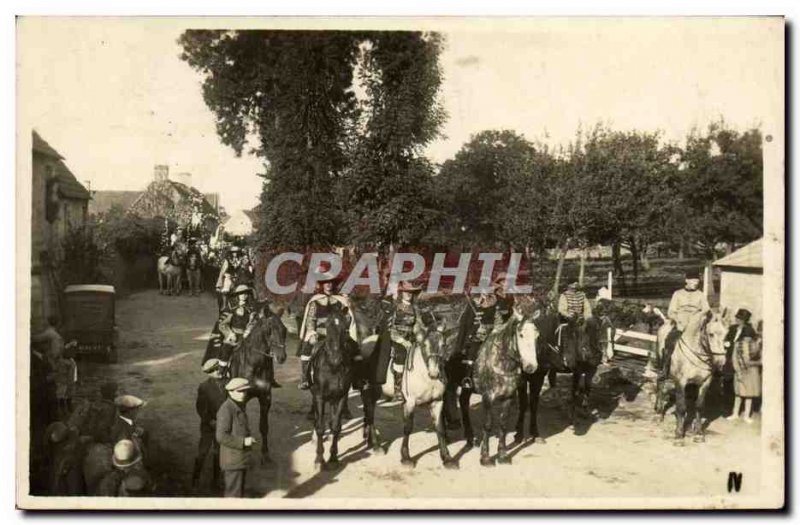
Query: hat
[
  {"left": 100, "top": 381, "right": 118, "bottom": 400},
  {"left": 230, "top": 284, "right": 252, "bottom": 296},
  {"left": 202, "top": 358, "right": 221, "bottom": 373},
  {"left": 735, "top": 308, "right": 752, "bottom": 322},
  {"left": 114, "top": 395, "right": 147, "bottom": 410},
  {"left": 229, "top": 246, "right": 242, "bottom": 254},
  {"left": 567, "top": 281, "right": 579, "bottom": 289},
  {"left": 397, "top": 281, "right": 423, "bottom": 293},
  {"left": 685, "top": 269, "right": 701, "bottom": 280},
  {"left": 122, "top": 473, "right": 147, "bottom": 494},
  {"left": 112, "top": 439, "right": 142, "bottom": 469},
  {"left": 48, "top": 422, "right": 69, "bottom": 444},
  {"left": 493, "top": 273, "right": 510, "bottom": 285},
  {"left": 225, "top": 377, "right": 252, "bottom": 392}
]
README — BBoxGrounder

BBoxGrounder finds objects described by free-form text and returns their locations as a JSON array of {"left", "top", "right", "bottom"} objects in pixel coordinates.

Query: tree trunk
[
  {"left": 630, "top": 238, "right": 640, "bottom": 286},
  {"left": 552, "top": 238, "right": 569, "bottom": 298},
  {"left": 612, "top": 241, "right": 626, "bottom": 295},
  {"left": 677, "top": 241, "right": 685, "bottom": 260},
  {"left": 578, "top": 245, "right": 587, "bottom": 287}
]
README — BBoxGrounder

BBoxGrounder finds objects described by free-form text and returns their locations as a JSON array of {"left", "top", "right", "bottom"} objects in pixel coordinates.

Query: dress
[{"left": 730, "top": 325, "right": 761, "bottom": 397}]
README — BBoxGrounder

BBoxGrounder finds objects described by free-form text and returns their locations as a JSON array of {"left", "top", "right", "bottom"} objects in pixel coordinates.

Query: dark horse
[
  {"left": 310, "top": 307, "right": 356, "bottom": 469},
  {"left": 474, "top": 314, "right": 540, "bottom": 466},
  {"left": 515, "top": 306, "right": 615, "bottom": 440},
  {"left": 226, "top": 306, "right": 288, "bottom": 462}
]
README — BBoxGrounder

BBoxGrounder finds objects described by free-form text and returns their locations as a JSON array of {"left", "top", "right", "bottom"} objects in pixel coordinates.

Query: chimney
[
  {"left": 83, "top": 180, "right": 91, "bottom": 192},
  {"left": 154, "top": 164, "right": 169, "bottom": 182},
  {"left": 175, "top": 172, "right": 193, "bottom": 188}
]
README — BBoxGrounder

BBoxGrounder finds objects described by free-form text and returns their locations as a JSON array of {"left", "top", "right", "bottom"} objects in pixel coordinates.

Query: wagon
[{"left": 62, "top": 285, "right": 118, "bottom": 363}]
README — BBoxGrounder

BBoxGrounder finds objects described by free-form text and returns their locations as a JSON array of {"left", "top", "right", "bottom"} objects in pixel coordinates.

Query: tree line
[{"left": 179, "top": 30, "right": 763, "bottom": 288}]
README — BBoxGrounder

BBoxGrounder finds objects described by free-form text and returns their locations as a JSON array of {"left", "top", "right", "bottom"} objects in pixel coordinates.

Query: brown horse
[
  {"left": 474, "top": 312, "right": 539, "bottom": 466},
  {"left": 655, "top": 310, "right": 728, "bottom": 444},
  {"left": 228, "top": 306, "right": 288, "bottom": 462}
]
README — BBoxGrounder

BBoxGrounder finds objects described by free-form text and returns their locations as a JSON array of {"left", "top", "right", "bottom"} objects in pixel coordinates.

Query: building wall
[{"left": 719, "top": 271, "right": 763, "bottom": 325}]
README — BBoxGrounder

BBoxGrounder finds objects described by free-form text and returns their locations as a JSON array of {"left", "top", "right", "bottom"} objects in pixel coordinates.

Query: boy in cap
[
  {"left": 192, "top": 359, "right": 227, "bottom": 490},
  {"left": 216, "top": 377, "right": 256, "bottom": 497},
  {"left": 661, "top": 269, "right": 711, "bottom": 379},
  {"left": 111, "top": 394, "right": 149, "bottom": 460}
]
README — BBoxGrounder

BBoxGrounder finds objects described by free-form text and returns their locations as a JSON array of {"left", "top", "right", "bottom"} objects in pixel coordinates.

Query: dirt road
[{"left": 75, "top": 289, "right": 762, "bottom": 501}]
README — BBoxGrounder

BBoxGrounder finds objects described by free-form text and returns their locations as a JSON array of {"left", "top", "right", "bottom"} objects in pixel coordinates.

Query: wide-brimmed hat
[
  {"left": 112, "top": 439, "right": 142, "bottom": 469},
  {"left": 230, "top": 284, "right": 253, "bottom": 297},
  {"left": 225, "top": 377, "right": 252, "bottom": 392},
  {"left": 685, "top": 268, "right": 701, "bottom": 280},
  {"left": 735, "top": 308, "right": 752, "bottom": 322},
  {"left": 229, "top": 246, "right": 242, "bottom": 255},
  {"left": 397, "top": 281, "right": 424, "bottom": 294}
]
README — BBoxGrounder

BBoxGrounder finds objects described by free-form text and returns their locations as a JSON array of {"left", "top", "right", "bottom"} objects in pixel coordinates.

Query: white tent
[{"left": 224, "top": 209, "right": 254, "bottom": 236}]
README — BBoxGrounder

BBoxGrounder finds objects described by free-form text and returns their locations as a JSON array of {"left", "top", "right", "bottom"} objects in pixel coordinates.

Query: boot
[
  {"left": 393, "top": 369, "right": 404, "bottom": 401},
  {"left": 298, "top": 361, "right": 311, "bottom": 390}
]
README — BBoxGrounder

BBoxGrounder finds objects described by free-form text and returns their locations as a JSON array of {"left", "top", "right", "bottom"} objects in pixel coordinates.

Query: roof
[
  {"left": 223, "top": 209, "right": 254, "bottom": 236},
  {"left": 55, "top": 160, "right": 91, "bottom": 200},
  {"left": 89, "top": 190, "right": 142, "bottom": 215},
  {"left": 713, "top": 238, "right": 763, "bottom": 270},
  {"left": 128, "top": 179, "right": 220, "bottom": 220},
  {"left": 32, "top": 130, "right": 64, "bottom": 160}
]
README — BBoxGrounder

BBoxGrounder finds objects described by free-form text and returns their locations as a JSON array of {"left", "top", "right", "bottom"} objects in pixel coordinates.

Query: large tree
[{"left": 179, "top": 30, "right": 446, "bottom": 251}]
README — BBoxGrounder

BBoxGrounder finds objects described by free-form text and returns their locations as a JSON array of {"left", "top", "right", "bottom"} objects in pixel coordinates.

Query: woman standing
[{"left": 725, "top": 309, "right": 761, "bottom": 423}]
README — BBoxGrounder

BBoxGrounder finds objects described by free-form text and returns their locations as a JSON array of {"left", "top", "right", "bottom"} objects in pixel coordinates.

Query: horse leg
[
  {"left": 459, "top": 388, "right": 476, "bottom": 447},
  {"left": 443, "top": 381, "right": 461, "bottom": 433},
  {"left": 496, "top": 398, "right": 512, "bottom": 464},
  {"left": 306, "top": 397, "right": 316, "bottom": 422},
  {"left": 673, "top": 386, "right": 687, "bottom": 445},
  {"left": 327, "top": 396, "right": 345, "bottom": 468},
  {"left": 693, "top": 378, "right": 712, "bottom": 443},
  {"left": 157, "top": 269, "right": 163, "bottom": 294},
  {"left": 430, "top": 400, "right": 457, "bottom": 469},
  {"left": 584, "top": 367, "right": 597, "bottom": 413},
  {"left": 480, "top": 396, "right": 495, "bottom": 467},
  {"left": 400, "top": 402, "right": 415, "bottom": 467},
  {"left": 314, "top": 395, "right": 325, "bottom": 467},
  {"left": 514, "top": 378, "right": 528, "bottom": 444},
  {"left": 530, "top": 369, "right": 547, "bottom": 443},
  {"left": 258, "top": 392, "right": 273, "bottom": 464},
  {"left": 569, "top": 371, "right": 579, "bottom": 426}
]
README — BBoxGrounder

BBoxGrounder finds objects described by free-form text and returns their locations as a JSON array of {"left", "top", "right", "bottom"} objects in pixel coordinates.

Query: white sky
[{"left": 18, "top": 18, "right": 783, "bottom": 214}]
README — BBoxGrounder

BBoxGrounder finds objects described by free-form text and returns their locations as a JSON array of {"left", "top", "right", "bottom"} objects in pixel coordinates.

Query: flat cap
[
  {"left": 202, "top": 358, "right": 221, "bottom": 373},
  {"left": 225, "top": 377, "right": 252, "bottom": 392},
  {"left": 114, "top": 394, "right": 147, "bottom": 409}
]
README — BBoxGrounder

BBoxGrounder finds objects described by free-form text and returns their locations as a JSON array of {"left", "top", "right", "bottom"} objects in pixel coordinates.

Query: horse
[
  {"left": 310, "top": 307, "right": 356, "bottom": 469},
  {"left": 474, "top": 312, "right": 540, "bottom": 466},
  {"left": 399, "top": 324, "right": 458, "bottom": 469},
  {"left": 655, "top": 310, "right": 728, "bottom": 444},
  {"left": 157, "top": 247, "right": 185, "bottom": 296},
  {"left": 227, "top": 305, "right": 288, "bottom": 462}
]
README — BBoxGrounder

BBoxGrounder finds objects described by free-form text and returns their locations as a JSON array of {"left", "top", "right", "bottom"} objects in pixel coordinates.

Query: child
[{"left": 53, "top": 340, "right": 78, "bottom": 420}]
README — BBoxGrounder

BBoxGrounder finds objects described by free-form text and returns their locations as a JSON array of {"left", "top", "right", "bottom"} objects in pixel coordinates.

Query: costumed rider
[
  {"left": 215, "top": 245, "right": 243, "bottom": 312},
  {"left": 558, "top": 281, "right": 593, "bottom": 324},
  {"left": 458, "top": 273, "right": 515, "bottom": 391},
  {"left": 217, "top": 284, "right": 257, "bottom": 371},
  {"left": 297, "top": 266, "right": 354, "bottom": 390},
  {"left": 659, "top": 269, "right": 710, "bottom": 380},
  {"left": 379, "top": 281, "right": 432, "bottom": 400}
]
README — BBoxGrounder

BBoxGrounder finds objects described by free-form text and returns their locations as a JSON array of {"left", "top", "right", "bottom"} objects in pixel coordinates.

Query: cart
[{"left": 62, "top": 284, "right": 118, "bottom": 363}]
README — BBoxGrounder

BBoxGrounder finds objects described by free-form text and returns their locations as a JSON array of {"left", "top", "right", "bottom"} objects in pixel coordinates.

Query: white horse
[{"left": 157, "top": 249, "right": 184, "bottom": 295}]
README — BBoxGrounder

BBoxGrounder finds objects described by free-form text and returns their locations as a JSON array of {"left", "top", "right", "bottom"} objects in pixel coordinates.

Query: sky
[{"left": 18, "top": 18, "right": 783, "bottom": 214}]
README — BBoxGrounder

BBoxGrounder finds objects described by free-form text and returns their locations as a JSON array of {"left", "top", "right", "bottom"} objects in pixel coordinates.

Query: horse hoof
[
  {"left": 324, "top": 460, "right": 340, "bottom": 471},
  {"left": 673, "top": 439, "right": 685, "bottom": 447},
  {"left": 314, "top": 457, "right": 325, "bottom": 468},
  {"left": 534, "top": 437, "right": 547, "bottom": 444},
  {"left": 372, "top": 446, "right": 386, "bottom": 456},
  {"left": 693, "top": 435, "right": 705, "bottom": 443},
  {"left": 480, "top": 457, "right": 496, "bottom": 467},
  {"left": 443, "top": 459, "right": 459, "bottom": 470},
  {"left": 400, "top": 458, "right": 415, "bottom": 468},
  {"left": 497, "top": 455, "right": 512, "bottom": 465}
]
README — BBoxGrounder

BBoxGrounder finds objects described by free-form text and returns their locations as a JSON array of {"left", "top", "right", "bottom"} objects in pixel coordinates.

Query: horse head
[
  {"left": 233, "top": 310, "right": 287, "bottom": 389},
  {"left": 513, "top": 313, "right": 539, "bottom": 374},
  {"left": 700, "top": 310, "right": 728, "bottom": 367},
  {"left": 259, "top": 303, "right": 288, "bottom": 365},
  {"left": 421, "top": 324, "right": 447, "bottom": 380},
  {"left": 323, "top": 307, "right": 350, "bottom": 368}
]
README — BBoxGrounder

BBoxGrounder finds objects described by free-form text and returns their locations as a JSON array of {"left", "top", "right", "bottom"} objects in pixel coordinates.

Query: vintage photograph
[{"left": 16, "top": 17, "right": 784, "bottom": 509}]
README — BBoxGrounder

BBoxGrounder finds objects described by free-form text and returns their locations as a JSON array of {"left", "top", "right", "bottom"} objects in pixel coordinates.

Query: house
[
  {"left": 31, "top": 131, "right": 91, "bottom": 331},
  {"left": 713, "top": 238, "right": 763, "bottom": 323},
  {"left": 126, "top": 165, "right": 221, "bottom": 234},
  {"left": 88, "top": 190, "right": 142, "bottom": 216}
]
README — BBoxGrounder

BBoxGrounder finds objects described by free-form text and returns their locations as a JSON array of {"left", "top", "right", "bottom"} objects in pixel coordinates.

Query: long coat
[
  {"left": 215, "top": 398, "right": 252, "bottom": 471},
  {"left": 196, "top": 378, "right": 227, "bottom": 430}
]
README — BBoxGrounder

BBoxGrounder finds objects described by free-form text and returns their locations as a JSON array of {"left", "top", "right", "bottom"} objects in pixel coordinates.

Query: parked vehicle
[{"left": 62, "top": 285, "right": 118, "bottom": 363}]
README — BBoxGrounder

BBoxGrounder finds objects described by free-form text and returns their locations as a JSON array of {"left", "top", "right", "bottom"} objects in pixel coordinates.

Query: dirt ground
[{"left": 75, "top": 289, "right": 762, "bottom": 501}]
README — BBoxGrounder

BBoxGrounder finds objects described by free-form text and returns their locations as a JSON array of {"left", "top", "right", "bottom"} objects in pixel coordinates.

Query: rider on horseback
[
  {"left": 297, "top": 270, "right": 354, "bottom": 390},
  {"left": 557, "top": 281, "right": 593, "bottom": 324},
  {"left": 215, "top": 246, "right": 243, "bottom": 312},
  {"left": 380, "top": 281, "right": 429, "bottom": 400},
  {"left": 459, "top": 274, "right": 515, "bottom": 391},
  {"left": 659, "top": 269, "right": 710, "bottom": 380}
]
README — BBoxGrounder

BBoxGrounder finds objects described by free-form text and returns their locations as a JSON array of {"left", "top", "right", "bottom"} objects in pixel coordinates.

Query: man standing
[
  {"left": 216, "top": 377, "right": 256, "bottom": 498},
  {"left": 186, "top": 238, "right": 204, "bottom": 296},
  {"left": 110, "top": 394, "right": 149, "bottom": 460},
  {"left": 192, "top": 359, "right": 227, "bottom": 490},
  {"left": 660, "top": 269, "right": 711, "bottom": 379}
]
